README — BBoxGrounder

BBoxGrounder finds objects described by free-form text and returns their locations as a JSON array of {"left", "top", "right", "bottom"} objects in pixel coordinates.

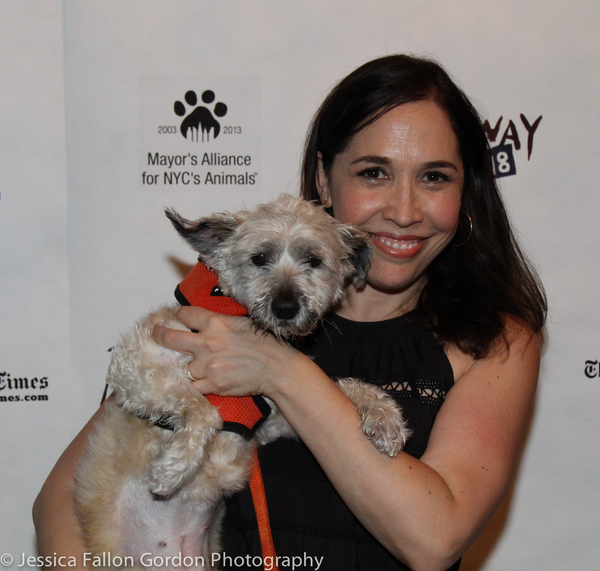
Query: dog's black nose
[{"left": 271, "top": 299, "right": 300, "bottom": 320}]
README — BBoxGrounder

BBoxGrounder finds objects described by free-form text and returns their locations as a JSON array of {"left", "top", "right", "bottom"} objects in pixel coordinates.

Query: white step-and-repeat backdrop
[{"left": 1, "top": 1, "right": 599, "bottom": 569}]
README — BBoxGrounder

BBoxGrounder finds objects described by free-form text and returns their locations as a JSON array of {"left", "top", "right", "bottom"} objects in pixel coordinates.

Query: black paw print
[{"left": 174, "top": 90, "right": 227, "bottom": 142}]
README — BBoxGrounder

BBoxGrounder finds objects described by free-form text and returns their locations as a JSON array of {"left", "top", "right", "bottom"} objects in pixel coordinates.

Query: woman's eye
[
  {"left": 422, "top": 171, "right": 450, "bottom": 184},
  {"left": 306, "top": 255, "right": 322, "bottom": 268},
  {"left": 358, "top": 167, "right": 386, "bottom": 181},
  {"left": 251, "top": 253, "right": 268, "bottom": 266}
]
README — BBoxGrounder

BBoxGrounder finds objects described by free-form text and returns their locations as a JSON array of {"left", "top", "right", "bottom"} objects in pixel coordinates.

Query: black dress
[{"left": 221, "top": 311, "right": 460, "bottom": 571}]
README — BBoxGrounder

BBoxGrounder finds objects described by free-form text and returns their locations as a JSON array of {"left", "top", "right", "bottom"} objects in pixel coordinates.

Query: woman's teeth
[{"left": 374, "top": 235, "right": 420, "bottom": 250}]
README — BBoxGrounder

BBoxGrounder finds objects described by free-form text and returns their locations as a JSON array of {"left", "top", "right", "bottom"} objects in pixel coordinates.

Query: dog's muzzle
[
  {"left": 271, "top": 299, "right": 300, "bottom": 320},
  {"left": 270, "top": 291, "right": 301, "bottom": 321}
]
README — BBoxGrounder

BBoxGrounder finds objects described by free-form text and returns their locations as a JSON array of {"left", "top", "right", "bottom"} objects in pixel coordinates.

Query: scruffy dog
[{"left": 74, "top": 196, "right": 410, "bottom": 570}]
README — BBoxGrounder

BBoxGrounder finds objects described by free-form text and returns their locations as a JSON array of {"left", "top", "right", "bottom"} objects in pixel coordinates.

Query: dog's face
[{"left": 166, "top": 195, "right": 372, "bottom": 337}]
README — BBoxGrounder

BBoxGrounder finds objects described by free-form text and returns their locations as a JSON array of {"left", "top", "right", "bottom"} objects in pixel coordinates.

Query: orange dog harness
[{"left": 175, "top": 261, "right": 272, "bottom": 438}]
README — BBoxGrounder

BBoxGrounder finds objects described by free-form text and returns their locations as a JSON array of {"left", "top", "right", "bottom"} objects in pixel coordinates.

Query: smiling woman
[
  {"left": 302, "top": 54, "right": 546, "bottom": 356},
  {"left": 34, "top": 55, "right": 546, "bottom": 571},
  {"left": 216, "top": 55, "right": 547, "bottom": 570},
  {"left": 315, "top": 101, "right": 464, "bottom": 319}
]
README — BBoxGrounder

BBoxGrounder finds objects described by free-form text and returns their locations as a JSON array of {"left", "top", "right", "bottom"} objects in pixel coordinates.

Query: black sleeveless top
[{"left": 221, "top": 311, "right": 460, "bottom": 571}]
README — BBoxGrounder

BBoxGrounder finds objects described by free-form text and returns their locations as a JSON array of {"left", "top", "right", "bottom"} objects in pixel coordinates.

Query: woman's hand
[{"left": 151, "top": 305, "right": 301, "bottom": 398}]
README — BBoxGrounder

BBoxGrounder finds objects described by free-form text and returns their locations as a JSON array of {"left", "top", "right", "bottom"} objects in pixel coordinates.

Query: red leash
[{"left": 177, "top": 262, "right": 279, "bottom": 571}]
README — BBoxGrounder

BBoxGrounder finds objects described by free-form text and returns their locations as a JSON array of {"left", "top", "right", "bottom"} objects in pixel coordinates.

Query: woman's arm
[
  {"left": 32, "top": 403, "right": 108, "bottom": 561},
  {"left": 285, "top": 322, "right": 539, "bottom": 571},
  {"left": 154, "top": 307, "right": 540, "bottom": 571}
]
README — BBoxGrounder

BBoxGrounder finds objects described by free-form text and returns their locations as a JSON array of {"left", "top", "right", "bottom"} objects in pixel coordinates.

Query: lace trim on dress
[{"left": 374, "top": 378, "right": 451, "bottom": 405}]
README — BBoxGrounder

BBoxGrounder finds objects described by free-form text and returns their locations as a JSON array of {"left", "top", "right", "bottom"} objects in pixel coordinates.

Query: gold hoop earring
[{"left": 452, "top": 210, "right": 472, "bottom": 247}]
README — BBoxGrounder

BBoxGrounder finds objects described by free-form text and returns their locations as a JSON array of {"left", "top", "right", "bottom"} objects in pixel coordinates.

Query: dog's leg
[
  {"left": 107, "top": 305, "right": 223, "bottom": 496},
  {"left": 146, "top": 392, "right": 223, "bottom": 497},
  {"left": 254, "top": 380, "right": 410, "bottom": 457},
  {"left": 336, "top": 378, "right": 411, "bottom": 457}
]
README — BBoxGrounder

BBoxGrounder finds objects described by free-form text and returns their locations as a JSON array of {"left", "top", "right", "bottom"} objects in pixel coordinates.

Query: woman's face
[{"left": 318, "top": 100, "right": 464, "bottom": 298}]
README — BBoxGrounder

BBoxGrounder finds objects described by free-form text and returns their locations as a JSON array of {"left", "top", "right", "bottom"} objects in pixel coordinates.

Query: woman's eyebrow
[
  {"left": 422, "top": 160, "right": 460, "bottom": 172},
  {"left": 350, "top": 155, "right": 392, "bottom": 166}
]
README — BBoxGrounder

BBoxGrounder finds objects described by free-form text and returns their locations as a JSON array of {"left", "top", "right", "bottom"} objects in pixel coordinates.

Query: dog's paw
[
  {"left": 149, "top": 468, "right": 182, "bottom": 497},
  {"left": 359, "top": 402, "right": 411, "bottom": 458},
  {"left": 337, "top": 378, "right": 411, "bottom": 458},
  {"left": 149, "top": 461, "right": 191, "bottom": 497},
  {"left": 149, "top": 434, "right": 214, "bottom": 497}
]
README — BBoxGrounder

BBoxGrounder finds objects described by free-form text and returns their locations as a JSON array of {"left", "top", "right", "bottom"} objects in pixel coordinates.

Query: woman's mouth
[{"left": 369, "top": 233, "right": 427, "bottom": 258}]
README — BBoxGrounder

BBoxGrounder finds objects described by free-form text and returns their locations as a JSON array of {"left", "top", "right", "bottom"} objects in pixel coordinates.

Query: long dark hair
[{"left": 301, "top": 54, "right": 546, "bottom": 358}]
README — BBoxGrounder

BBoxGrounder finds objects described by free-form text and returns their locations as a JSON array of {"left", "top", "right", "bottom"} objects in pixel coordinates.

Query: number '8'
[{"left": 496, "top": 152, "right": 511, "bottom": 173}]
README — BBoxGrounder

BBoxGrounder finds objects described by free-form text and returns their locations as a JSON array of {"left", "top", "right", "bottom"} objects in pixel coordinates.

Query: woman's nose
[{"left": 381, "top": 182, "right": 424, "bottom": 227}]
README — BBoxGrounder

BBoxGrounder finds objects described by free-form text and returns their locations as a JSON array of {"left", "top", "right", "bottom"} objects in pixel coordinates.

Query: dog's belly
[
  {"left": 116, "top": 477, "right": 217, "bottom": 569},
  {"left": 75, "top": 406, "right": 223, "bottom": 569}
]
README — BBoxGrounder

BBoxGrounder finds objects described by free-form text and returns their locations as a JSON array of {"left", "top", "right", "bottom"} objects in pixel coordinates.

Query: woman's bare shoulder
[{"left": 445, "top": 315, "right": 542, "bottom": 384}]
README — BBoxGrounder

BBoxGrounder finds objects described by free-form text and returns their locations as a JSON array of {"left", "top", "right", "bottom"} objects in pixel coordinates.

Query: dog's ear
[
  {"left": 165, "top": 208, "right": 238, "bottom": 261},
  {"left": 339, "top": 225, "right": 373, "bottom": 289}
]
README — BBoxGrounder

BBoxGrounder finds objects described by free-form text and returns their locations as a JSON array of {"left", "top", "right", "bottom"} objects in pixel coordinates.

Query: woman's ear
[{"left": 316, "top": 152, "right": 332, "bottom": 207}]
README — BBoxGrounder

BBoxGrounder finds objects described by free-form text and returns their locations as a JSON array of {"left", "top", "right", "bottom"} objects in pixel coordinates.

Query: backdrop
[{"left": 1, "top": 1, "right": 599, "bottom": 569}]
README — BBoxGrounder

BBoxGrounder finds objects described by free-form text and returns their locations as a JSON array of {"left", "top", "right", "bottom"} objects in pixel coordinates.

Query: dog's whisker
[{"left": 323, "top": 315, "right": 342, "bottom": 340}]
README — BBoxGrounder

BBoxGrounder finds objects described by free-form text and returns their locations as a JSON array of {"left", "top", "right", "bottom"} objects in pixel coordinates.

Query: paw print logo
[{"left": 174, "top": 90, "right": 228, "bottom": 142}]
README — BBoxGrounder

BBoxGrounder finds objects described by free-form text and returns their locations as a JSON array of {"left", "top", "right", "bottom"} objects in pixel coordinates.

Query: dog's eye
[
  {"left": 251, "top": 253, "right": 268, "bottom": 267},
  {"left": 307, "top": 255, "right": 322, "bottom": 268}
]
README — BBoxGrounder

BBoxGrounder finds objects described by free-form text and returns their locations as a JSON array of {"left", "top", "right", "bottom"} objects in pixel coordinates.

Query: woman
[{"left": 34, "top": 55, "right": 546, "bottom": 571}]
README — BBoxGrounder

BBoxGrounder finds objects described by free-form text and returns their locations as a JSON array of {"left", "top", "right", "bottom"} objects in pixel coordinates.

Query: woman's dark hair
[{"left": 301, "top": 54, "right": 546, "bottom": 358}]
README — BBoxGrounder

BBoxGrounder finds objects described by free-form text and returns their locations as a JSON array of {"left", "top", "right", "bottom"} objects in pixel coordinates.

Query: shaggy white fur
[{"left": 74, "top": 196, "right": 410, "bottom": 570}]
